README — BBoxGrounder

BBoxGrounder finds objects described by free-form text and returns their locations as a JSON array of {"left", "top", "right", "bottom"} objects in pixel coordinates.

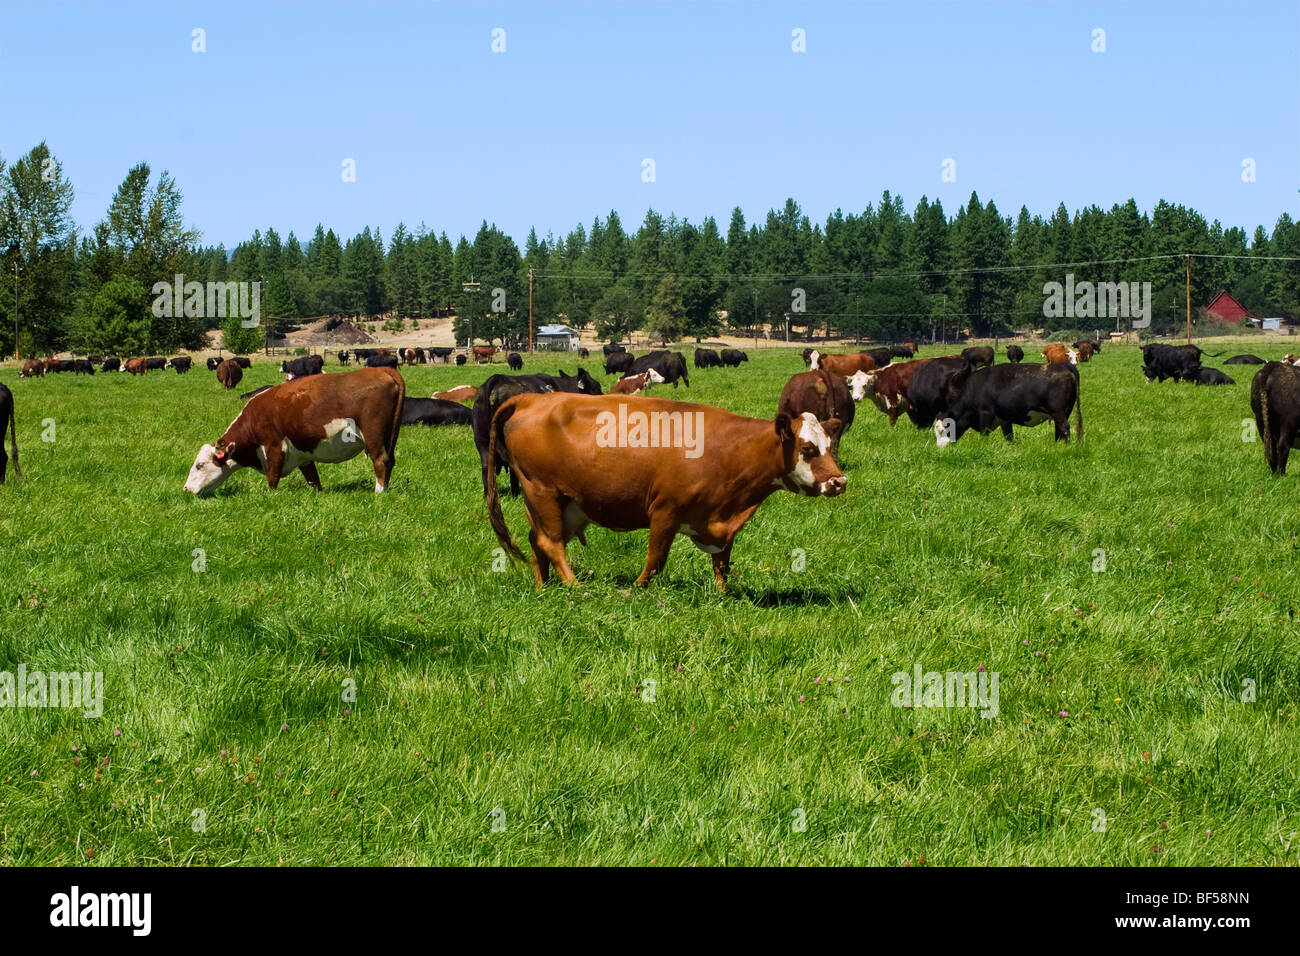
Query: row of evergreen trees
[{"left": 3, "top": 139, "right": 1298, "bottom": 357}]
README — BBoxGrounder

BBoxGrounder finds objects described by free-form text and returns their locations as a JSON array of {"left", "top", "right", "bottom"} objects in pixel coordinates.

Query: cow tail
[
  {"left": 7, "top": 393, "right": 19, "bottom": 482},
  {"left": 486, "top": 399, "right": 525, "bottom": 561},
  {"left": 1074, "top": 381, "right": 1083, "bottom": 443},
  {"left": 1261, "top": 383, "right": 1275, "bottom": 471},
  {"left": 387, "top": 371, "right": 404, "bottom": 463}
]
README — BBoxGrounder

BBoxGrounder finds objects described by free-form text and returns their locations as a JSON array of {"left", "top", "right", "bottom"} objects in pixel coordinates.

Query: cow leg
[
  {"left": 1055, "top": 415, "right": 1070, "bottom": 442},
  {"left": 527, "top": 527, "right": 552, "bottom": 585},
  {"left": 1276, "top": 428, "right": 1293, "bottom": 475},
  {"left": 299, "top": 461, "right": 322, "bottom": 490},
  {"left": 523, "top": 498, "right": 576, "bottom": 585},
  {"left": 364, "top": 435, "right": 393, "bottom": 492},
  {"left": 635, "top": 519, "right": 678, "bottom": 587},
  {"left": 1001, "top": 422, "right": 1014, "bottom": 441},
  {"left": 711, "top": 541, "right": 735, "bottom": 594},
  {"left": 263, "top": 445, "right": 284, "bottom": 490}
]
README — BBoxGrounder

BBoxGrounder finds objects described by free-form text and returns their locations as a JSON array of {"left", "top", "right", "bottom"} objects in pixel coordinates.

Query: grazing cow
[
  {"left": 401, "top": 397, "right": 472, "bottom": 426},
  {"left": 961, "top": 346, "right": 994, "bottom": 368},
  {"left": 353, "top": 349, "right": 375, "bottom": 362},
  {"left": 857, "top": 359, "right": 928, "bottom": 425},
  {"left": 432, "top": 385, "right": 478, "bottom": 404},
  {"left": 1006, "top": 345, "right": 1024, "bottom": 363},
  {"left": 861, "top": 347, "right": 893, "bottom": 369},
  {"left": 903, "top": 342, "right": 918, "bottom": 356},
  {"left": 473, "top": 369, "right": 604, "bottom": 496},
  {"left": 430, "top": 347, "right": 453, "bottom": 363},
  {"left": 232, "top": 356, "right": 252, "bottom": 369},
  {"left": 605, "top": 351, "right": 635, "bottom": 375},
  {"left": 73, "top": 359, "right": 96, "bottom": 375},
  {"left": 125, "top": 358, "right": 148, "bottom": 375},
  {"left": 338, "top": 350, "right": 351, "bottom": 366},
  {"left": 720, "top": 348, "right": 749, "bottom": 367},
  {"left": 1225, "top": 354, "right": 1265, "bottom": 365},
  {"left": 1074, "top": 339, "right": 1100, "bottom": 355},
  {"left": 169, "top": 356, "right": 192, "bottom": 374},
  {"left": 215, "top": 359, "right": 243, "bottom": 389},
  {"left": 1193, "top": 367, "right": 1235, "bottom": 386},
  {"left": 1251, "top": 362, "right": 1300, "bottom": 474},
  {"left": 802, "top": 347, "right": 815, "bottom": 367},
  {"left": 415, "top": 348, "right": 427, "bottom": 365},
  {"left": 905, "top": 356, "right": 972, "bottom": 429},
  {"left": 612, "top": 369, "right": 665, "bottom": 395},
  {"left": 145, "top": 357, "right": 167, "bottom": 371},
  {"left": 101, "top": 357, "right": 121, "bottom": 373},
  {"left": 42, "top": 358, "right": 60, "bottom": 374},
  {"left": 206, "top": 357, "right": 222, "bottom": 371},
  {"left": 507, "top": 352, "right": 523, "bottom": 371},
  {"left": 938, "top": 363, "right": 1081, "bottom": 446},
  {"left": 809, "top": 350, "right": 876, "bottom": 377},
  {"left": 20, "top": 360, "right": 44, "bottom": 378},
  {"left": 578, "top": 347, "right": 590, "bottom": 359},
  {"left": 401, "top": 348, "right": 418, "bottom": 365},
  {"left": 777, "top": 370, "right": 855, "bottom": 460},
  {"left": 628, "top": 350, "right": 691, "bottom": 387},
  {"left": 55, "top": 360, "right": 77, "bottom": 373},
  {"left": 889, "top": 344, "right": 915, "bottom": 359},
  {"left": 1141, "top": 343, "right": 1202, "bottom": 383},
  {"left": 281, "top": 355, "right": 324, "bottom": 380},
  {"left": 485, "top": 394, "right": 845, "bottom": 592},
  {"left": 240, "top": 385, "right": 274, "bottom": 400},
  {"left": 602, "top": 343, "right": 626, "bottom": 355},
  {"left": 455, "top": 354, "right": 467, "bottom": 366},
  {"left": 1075, "top": 342, "right": 1095, "bottom": 363},
  {"left": 366, "top": 353, "right": 400, "bottom": 368},
  {"left": 473, "top": 345, "right": 498, "bottom": 363},
  {"left": 694, "top": 348, "right": 721, "bottom": 368},
  {"left": 1041, "top": 343, "right": 1078, "bottom": 366},
  {"left": 185, "top": 367, "right": 405, "bottom": 495},
  {"left": 0, "top": 383, "right": 19, "bottom": 483}
]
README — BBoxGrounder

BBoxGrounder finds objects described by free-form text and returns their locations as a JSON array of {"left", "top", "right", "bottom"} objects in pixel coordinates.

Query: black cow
[
  {"left": 577, "top": 347, "right": 590, "bottom": 359},
  {"left": 473, "top": 369, "right": 603, "bottom": 495},
  {"left": 694, "top": 348, "right": 721, "bottom": 368},
  {"left": 1252, "top": 362, "right": 1300, "bottom": 474},
  {"left": 1006, "top": 345, "right": 1024, "bottom": 363},
  {"left": 366, "top": 354, "right": 400, "bottom": 368},
  {"left": 603, "top": 343, "right": 626, "bottom": 355},
  {"left": 206, "top": 357, "right": 222, "bottom": 371},
  {"left": 889, "top": 345, "right": 915, "bottom": 359},
  {"left": 455, "top": 354, "right": 467, "bottom": 366},
  {"left": 169, "top": 356, "right": 192, "bottom": 374},
  {"left": 145, "top": 357, "right": 167, "bottom": 371},
  {"left": 55, "top": 360, "right": 77, "bottom": 373},
  {"left": 720, "top": 348, "right": 749, "bottom": 367},
  {"left": 281, "top": 355, "right": 324, "bottom": 379},
  {"left": 430, "top": 347, "right": 454, "bottom": 363},
  {"left": 961, "top": 346, "right": 995, "bottom": 369},
  {"left": 507, "top": 352, "right": 523, "bottom": 371},
  {"left": 939, "top": 363, "right": 1081, "bottom": 446},
  {"left": 0, "top": 383, "right": 18, "bottom": 483},
  {"left": 337, "top": 350, "right": 351, "bottom": 366},
  {"left": 73, "top": 359, "right": 95, "bottom": 375},
  {"left": 1226, "top": 354, "right": 1266, "bottom": 365},
  {"left": 861, "top": 348, "right": 892, "bottom": 368},
  {"left": 353, "top": 349, "right": 376, "bottom": 362},
  {"left": 605, "top": 351, "right": 635, "bottom": 375},
  {"left": 102, "top": 357, "right": 121, "bottom": 372},
  {"left": 1193, "top": 367, "right": 1235, "bottom": 386},
  {"left": 1142, "top": 344, "right": 1203, "bottom": 383},
  {"left": 415, "top": 348, "right": 428, "bottom": 365},
  {"left": 905, "top": 356, "right": 972, "bottom": 429},
  {"left": 401, "top": 397, "right": 473, "bottom": 427},
  {"left": 628, "top": 350, "right": 690, "bottom": 387},
  {"left": 232, "top": 356, "right": 252, "bottom": 369}
]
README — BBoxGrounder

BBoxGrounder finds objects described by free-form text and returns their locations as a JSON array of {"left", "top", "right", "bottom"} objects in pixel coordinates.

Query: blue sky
[{"left": 2, "top": 1, "right": 1296, "bottom": 248}]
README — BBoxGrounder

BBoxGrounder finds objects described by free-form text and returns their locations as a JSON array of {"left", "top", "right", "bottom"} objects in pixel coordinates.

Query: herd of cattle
[{"left": 8, "top": 338, "right": 1300, "bottom": 590}]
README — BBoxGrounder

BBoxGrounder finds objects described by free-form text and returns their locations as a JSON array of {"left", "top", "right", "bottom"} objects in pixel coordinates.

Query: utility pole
[
  {"left": 528, "top": 267, "right": 534, "bottom": 354},
  {"left": 461, "top": 279, "right": 480, "bottom": 348},
  {"left": 1185, "top": 253, "right": 1192, "bottom": 345},
  {"left": 12, "top": 260, "right": 19, "bottom": 361}
]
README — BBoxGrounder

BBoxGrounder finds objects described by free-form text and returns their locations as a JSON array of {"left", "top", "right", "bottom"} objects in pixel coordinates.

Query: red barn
[{"left": 1204, "top": 291, "right": 1253, "bottom": 325}]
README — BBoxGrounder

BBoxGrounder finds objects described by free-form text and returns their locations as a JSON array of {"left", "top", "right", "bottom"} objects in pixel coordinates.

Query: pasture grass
[{"left": 0, "top": 344, "right": 1297, "bottom": 865}]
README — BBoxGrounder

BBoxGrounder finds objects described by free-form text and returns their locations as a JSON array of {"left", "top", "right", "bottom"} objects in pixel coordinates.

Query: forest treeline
[{"left": 2, "top": 139, "right": 1298, "bottom": 356}]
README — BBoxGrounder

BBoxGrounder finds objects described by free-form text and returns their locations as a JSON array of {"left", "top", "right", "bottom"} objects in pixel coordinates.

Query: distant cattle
[
  {"left": 860, "top": 348, "right": 893, "bottom": 369},
  {"left": 801, "top": 347, "right": 815, "bottom": 367},
  {"left": 905, "top": 356, "right": 972, "bottom": 429},
  {"left": 694, "top": 348, "right": 721, "bottom": 368},
  {"left": 1142, "top": 343, "right": 1204, "bottom": 383},
  {"left": 430, "top": 347, "right": 454, "bottom": 363},
  {"left": 415, "top": 348, "right": 427, "bottom": 364},
  {"left": 366, "top": 354, "right": 400, "bottom": 368},
  {"left": 961, "top": 346, "right": 994, "bottom": 368},
  {"left": 628, "top": 350, "right": 690, "bottom": 388},
  {"left": 612, "top": 369, "right": 664, "bottom": 395},
  {"left": 1042, "top": 344, "right": 1078, "bottom": 366},
  {"left": 455, "top": 354, "right": 467, "bottom": 366},
  {"left": 169, "top": 356, "right": 192, "bottom": 374},
  {"left": 0, "top": 383, "right": 20, "bottom": 483},
  {"left": 401, "top": 397, "right": 472, "bottom": 427},
  {"left": 1006, "top": 345, "right": 1024, "bottom": 363},
  {"left": 473, "top": 346, "right": 498, "bottom": 363},
  {"left": 206, "top": 357, "right": 222, "bottom": 371},
  {"left": 484, "top": 394, "right": 845, "bottom": 591},
  {"left": 777, "top": 370, "right": 854, "bottom": 461},
  {"left": 401, "top": 348, "right": 418, "bottom": 365},
  {"left": 602, "top": 343, "right": 626, "bottom": 355},
  {"left": 1075, "top": 342, "right": 1095, "bottom": 362},
  {"left": 938, "top": 363, "right": 1081, "bottom": 446},
  {"left": 232, "top": 356, "right": 252, "bottom": 369},
  {"left": 809, "top": 350, "right": 876, "bottom": 377},
  {"left": 145, "top": 357, "right": 167, "bottom": 371},
  {"left": 186, "top": 366, "right": 405, "bottom": 495},
  {"left": 20, "top": 360, "right": 44, "bottom": 378},
  {"left": 1192, "top": 367, "right": 1235, "bottom": 386},
  {"left": 1074, "top": 339, "right": 1100, "bottom": 354},
  {"left": 215, "top": 359, "right": 243, "bottom": 390},
  {"left": 1251, "top": 362, "right": 1300, "bottom": 474},
  {"left": 281, "top": 355, "right": 324, "bottom": 380},
  {"left": 577, "top": 347, "right": 590, "bottom": 359},
  {"left": 858, "top": 359, "right": 928, "bottom": 425},
  {"left": 125, "top": 358, "right": 148, "bottom": 375},
  {"left": 605, "top": 351, "right": 635, "bottom": 375},
  {"left": 473, "top": 369, "right": 604, "bottom": 496},
  {"left": 73, "top": 359, "right": 96, "bottom": 375},
  {"left": 432, "top": 385, "right": 478, "bottom": 404},
  {"left": 1225, "top": 354, "right": 1265, "bottom": 365},
  {"left": 720, "top": 348, "right": 749, "bottom": 367},
  {"left": 507, "top": 352, "right": 523, "bottom": 371},
  {"left": 337, "top": 350, "right": 351, "bottom": 366},
  {"left": 101, "top": 357, "right": 121, "bottom": 373},
  {"left": 352, "top": 349, "right": 376, "bottom": 362},
  {"left": 889, "top": 344, "right": 915, "bottom": 359}
]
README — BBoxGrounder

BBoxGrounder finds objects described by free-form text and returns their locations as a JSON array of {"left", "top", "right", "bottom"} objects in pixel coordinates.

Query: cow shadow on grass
[{"left": 740, "top": 586, "right": 848, "bottom": 608}]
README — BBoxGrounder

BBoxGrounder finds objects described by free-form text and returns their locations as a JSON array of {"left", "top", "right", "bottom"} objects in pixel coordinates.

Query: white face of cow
[
  {"left": 785, "top": 413, "right": 846, "bottom": 496},
  {"left": 808, "top": 350, "right": 821, "bottom": 370},
  {"left": 646, "top": 368, "right": 665, "bottom": 384},
  {"left": 184, "top": 443, "right": 240, "bottom": 495},
  {"left": 848, "top": 369, "right": 873, "bottom": 402},
  {"left": 1067, "top": 348, "right": 1078, "bottom": 365}
]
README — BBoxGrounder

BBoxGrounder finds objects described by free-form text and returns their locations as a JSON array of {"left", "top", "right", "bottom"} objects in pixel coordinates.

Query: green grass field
[{"left": 1, "top": 344, "right": 1297, "bottom": 866}]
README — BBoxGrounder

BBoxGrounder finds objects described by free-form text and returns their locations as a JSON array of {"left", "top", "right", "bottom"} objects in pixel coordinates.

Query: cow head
[
  {"left": 185, "top": 441, "right": 242, "bottom": 495},
  {"left": 575, "top": 368, "right": 603, "bottom": 394},
  {"left": 776, "top": 412, "right": 846, "bottom": 497},
  {"left": 808, "top": 350, "right": 821, "bottom": 370},
  {"left": 1067, "top": 348, "right": 1078, "bottom": 365},
  {"left": 645, "top": 368, "right": 664, "bottom": 385},
  {"left": 847, "top": 369, "right": 875, "bottom": 402}
]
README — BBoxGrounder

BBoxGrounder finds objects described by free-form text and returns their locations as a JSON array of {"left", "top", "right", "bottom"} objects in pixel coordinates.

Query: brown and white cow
[
  {"left": 777, "top": 370, "right": 854, "bottom": 461},
  {"left": 611, "top": 368, "right": 665, "bottom": 395},
  {"left": 1041, "top": 344, "right": 1078, "bottom": 365},
  {"left": 19, "top": 360, "right": 44, "bottom": 378},
  {"left": 855, "top": 359, "right": 929, "bottom": 425},
  {"left": 185, "top": 367, "right": 405, "bottom": 495},
  {"left": 432, "top": 384, "right": 479, "bottom": 404},
  {"left": 1283, "top": 354, "right": 1300, "bottom": 367},
  {"left": 124, "top": 358, "right": 148, "bottom": 375},
  {"left": 215, "top": 358, "right": 243, "bottom": 389},
  {"left": 485, "top": 393, "right": 845, "bottom": 592},
  {"left": 808, "top": 350, "right": 877, "bottom": 377},
  {"left": 473, "top": 345, "right": 498, "bottom": 363}
]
